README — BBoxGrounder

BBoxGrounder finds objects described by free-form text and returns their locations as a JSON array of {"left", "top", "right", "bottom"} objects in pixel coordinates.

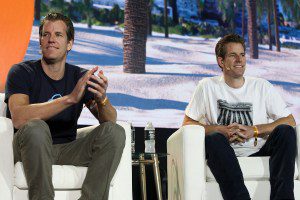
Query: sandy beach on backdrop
[{"left": 24, "top": 23, "right": 300, "bottom": 128}]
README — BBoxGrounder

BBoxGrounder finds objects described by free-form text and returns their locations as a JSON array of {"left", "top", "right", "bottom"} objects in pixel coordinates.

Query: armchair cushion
[{"left": 14, "top": 162, "right": 88, "bottom": 189}]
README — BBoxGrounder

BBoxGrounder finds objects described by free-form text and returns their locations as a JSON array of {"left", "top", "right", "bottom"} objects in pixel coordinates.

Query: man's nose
[
  {"left": 235, "top": 55, "right": 242, "bottom": 62},
  {"left": 48, "top": 34, "right": 55, "bottom": 42}
]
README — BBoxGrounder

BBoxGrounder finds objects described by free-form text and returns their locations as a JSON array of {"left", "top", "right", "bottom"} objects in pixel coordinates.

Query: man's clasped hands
[{"left": 221, "top": 123, "right": 255, "bottom": 143}]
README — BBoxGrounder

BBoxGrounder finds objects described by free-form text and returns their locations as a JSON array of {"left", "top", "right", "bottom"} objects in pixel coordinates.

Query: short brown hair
[
  {"left": 39, "top": 12, "right": 74, "bottom": 42},
  {"left": 215, "top": 34, "right": 245, "bottom": 59}
]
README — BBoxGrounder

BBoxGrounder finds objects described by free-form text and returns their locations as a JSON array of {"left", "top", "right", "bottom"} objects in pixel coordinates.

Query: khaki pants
[{"left": 13, "top": 119, "right": 126, "bottom": 200}]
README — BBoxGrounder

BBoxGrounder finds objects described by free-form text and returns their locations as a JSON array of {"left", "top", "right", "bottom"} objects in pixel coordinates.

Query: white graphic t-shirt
[{"left": 185, "top": 76, "right": 291, "bottom": 156}]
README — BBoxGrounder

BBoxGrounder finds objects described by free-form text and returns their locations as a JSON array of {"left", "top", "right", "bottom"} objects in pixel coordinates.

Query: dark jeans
[
  {"left": 205, "top": 124, "right": 296, "bottom": 200},
  {"left": 13, "top": 119, "right": 126, "bottom": 200}
]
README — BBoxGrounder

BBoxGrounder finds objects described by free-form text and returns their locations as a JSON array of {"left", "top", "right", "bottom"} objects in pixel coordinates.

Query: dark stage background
[
  {"left": 132, "top": 127, "right": 175, "bottom": 200},
  {"left": 78, "top": 125, "right": 176, "bottom": 200}
]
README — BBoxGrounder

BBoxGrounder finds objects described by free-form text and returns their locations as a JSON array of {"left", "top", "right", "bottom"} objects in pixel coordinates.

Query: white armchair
[
  {"left": 0, "top": 93, "right": 132, "bottom": 200},
  {"left": 167, "top": 125, "right": 300, "bottom": 200}
]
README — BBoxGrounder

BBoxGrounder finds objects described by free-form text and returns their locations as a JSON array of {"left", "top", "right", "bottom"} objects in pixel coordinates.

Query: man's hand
[
  {"left": 229, "top": 134, "right": 245, "bottom": 143},
  {"left": 68, "top": 67, "right": 98, "bottom": 104},
  {"left": 84, "top": 67, "right": 116, "bottom": 123},
  {"left": 219, "top": 123, "right": 244, "bottom": 143},
  {"left": 233, "top": 123, "right": 255, "bottom": 139},
  {"left": 87, "top": 68, "right": 108, "bottom": 104},
  {"left": 227, "top": 123, "right": 255, "bottom": 143},
  {"left": 218, "top": 124, "right": 240, "bottom": 139}
]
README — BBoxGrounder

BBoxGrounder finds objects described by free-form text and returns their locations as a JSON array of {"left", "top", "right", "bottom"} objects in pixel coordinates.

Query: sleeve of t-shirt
[
  {"left": 265, "top": 81, "right": 291, "bottom": 120},
  {"left": 5, "top": 64, "right": 32, "bottom": 104},
  {"left": 185, "top": 80, "right": 207, "bottom": 122}
]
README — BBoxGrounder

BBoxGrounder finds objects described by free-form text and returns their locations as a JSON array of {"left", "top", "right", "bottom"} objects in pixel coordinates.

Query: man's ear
[
  {"left": 67, "top": 39, "right": 74, "bottom": 51},
  {"left": 217, "top": 57, "right": 224, "bottom": 69}
]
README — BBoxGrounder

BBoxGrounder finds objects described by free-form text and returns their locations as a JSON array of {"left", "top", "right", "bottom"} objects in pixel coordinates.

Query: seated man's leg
[
  {"left": 13, "top": 119, "right": 54, "bottom": 200},
  {"left": 250, "top": 124, "right": 296, "bottom": 200},
  {"left": 205, "top": 132, "right": 250, "bottom": 200},
  {"left": 55, "top": 121, "right": 126, "bottom": 200}
]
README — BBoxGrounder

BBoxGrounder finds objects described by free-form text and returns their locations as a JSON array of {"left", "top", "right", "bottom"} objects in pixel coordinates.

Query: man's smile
[
  {"left": 46, "top": 46, "right": 58, "bottom": 49},
  {"left": 234, "top": 65, "right": 243, "bottom": 68}
]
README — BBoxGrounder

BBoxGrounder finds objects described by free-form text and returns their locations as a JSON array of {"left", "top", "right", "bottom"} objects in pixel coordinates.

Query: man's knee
[
  {"left": 206, "top": 132, "right": 228, "bottom": 148},
  {"left": 205, "top": 132, "right": 230, "bottom": 155},
  {"left": 274, "top": 124, "right": 296, "bottom": 142},
  {"left": 98, "top": 121, "right": 126, "bottom": 148},
  {"left": 20, "top": 119, "right": 52, "bottom": 145}
]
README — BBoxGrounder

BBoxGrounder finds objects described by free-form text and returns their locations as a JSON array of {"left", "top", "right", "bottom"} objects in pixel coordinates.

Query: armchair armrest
[
  {"left": 0, "top": 117, "right": 14, "bottom": 199},
  {"left": 110, "top": 121, "right": 132, "bottom": 200},
  {"left": 77, "top": 121, "right": 132, "bottom": 200},
  {"left": 0, "top": 93, "right": 6, "bottom": 117},
  {"left": 167, "top": 125, "right": 205, "bottom": 200},
  {"left": 296, "top": 125, "right": 300, "bottom": 180}
]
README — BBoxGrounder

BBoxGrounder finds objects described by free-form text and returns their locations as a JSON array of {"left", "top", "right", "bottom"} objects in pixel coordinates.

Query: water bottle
[
  {"left": 144, "top": 122, "right": 155, "bottom": 153},
  {"left": 131, "top": 123, "right": 135, "bottom": 153}
]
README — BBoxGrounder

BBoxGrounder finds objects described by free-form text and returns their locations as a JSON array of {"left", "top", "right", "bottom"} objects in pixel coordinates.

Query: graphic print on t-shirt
[{"left": 217, "top": 99, "right": 253, "bottom": 126}]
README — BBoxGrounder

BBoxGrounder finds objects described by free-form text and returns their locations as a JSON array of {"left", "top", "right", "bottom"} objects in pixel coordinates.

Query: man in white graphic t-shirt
[{"left": 184, "top": 34, "right": 296, "bottom": 200}]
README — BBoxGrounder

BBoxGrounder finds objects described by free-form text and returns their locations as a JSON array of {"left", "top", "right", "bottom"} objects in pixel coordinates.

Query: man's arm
[
  {"left": 182, "top": 115, "right": 238, "bottom": 139},
  {"left": 87, "top": 98, "right": 117, "bottom": 123},
  {"left": 257, "top": 114, "right": 296, "bottom": 135},
  {"left": 86, "top": 69, "right": 117, "bottom": 123},
  {"left": 9, "top": 67, "right": 98, "bottom": 129},
  {"left": 235, "top": 114, "right": 296, "bottom": 139},
  {"left": 9, "top": 94, "right": 74, "bottom": 129}
]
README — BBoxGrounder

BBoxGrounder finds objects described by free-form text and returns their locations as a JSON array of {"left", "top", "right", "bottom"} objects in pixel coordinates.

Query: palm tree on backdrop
[
  {"left": 278, "top": 0, "right": 300, "bottom": 51},
  {"left": 196, "top": 0, "right": 204, "bottom": 19},
  {"left": 218, "top": 0, "right": 236, "bottom": 32},
  {"left": 246, "top": 0, "right": 258, "bottom": 59},
  {"left": 242, "top": 0, "right": 245, "bottom": 38},
  {"left": 34, "top": 0, "right": 41, "bottom": 20},
  {"left": 84, "top": 0, "right": 93, "bottom": 28},
  {"left": 50, "top": 0, "right": 67, "bottom": 14},
  {"left": 272, "top": 0, "right": 280, "bottom": 51},
  {"left": 233, "top": 0, "right": 239, "bottom": 31},
  {"left": 123, "top": 0, "right": 148, "bottom": 73},
  {"left": 170, "top": 0, "right": 179, "bottom": 24},
  {"left": 280, "top": 0, "right": 300, "bottom": 27},
  {"left": 218, "top": 0, "right": 244, "bottom": 33},
  {"left": 257, "top": 0, "right": 273, "bottom": 50},
  {"left": 267, "top": 0, "right": 273, "bottom": 50},
  {"left": 147, "top": 0, "right": 154, "bottom": 36},
  {"left": 164, "top": 0, "right": 169, "bottom": 38}
]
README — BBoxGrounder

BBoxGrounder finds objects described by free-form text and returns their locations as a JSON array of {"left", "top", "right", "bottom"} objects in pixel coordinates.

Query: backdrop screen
[{"left": 24, "top": 3, "right": 300, "bottom": 128}]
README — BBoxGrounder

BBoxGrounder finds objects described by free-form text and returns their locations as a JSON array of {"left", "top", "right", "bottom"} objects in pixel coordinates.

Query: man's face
[
  {"left": 217, "top": 42, "right": 246, "bottom": 79},
  {"left": 40, "top": 20, "right": 73, "bottom": 63}
]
